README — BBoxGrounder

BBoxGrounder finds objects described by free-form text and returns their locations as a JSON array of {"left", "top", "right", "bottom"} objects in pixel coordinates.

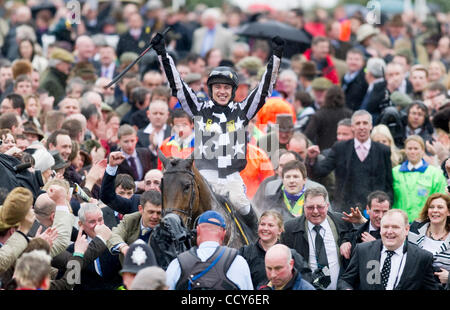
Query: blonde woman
[
  {"left": 371, "top": 124, "right": 403, "bottom": 166},
  {"left": 392, "top": 135, "right": 447, "bottom": 222},
  {"left": 23, "top": 94, "right": 42, "bottom": 129},
  {"left": 427, "top": 60, "right": 448, "bottom": 84},
  {"left": 238, "top": 210, "right": 311, "bottom": 288}
]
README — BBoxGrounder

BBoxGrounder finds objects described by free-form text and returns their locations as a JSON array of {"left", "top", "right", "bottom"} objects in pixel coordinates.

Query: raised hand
[
  {"left": 47, "top": 184, "right": 68, "bottom": 206},
  {"left": 94, "top": 223, "right": 112, "bottom": 242},
  {"left": 271, "top": 36, "right": 285, "bottom": 58},
  {"left": 342, "top": 207, "right": 367, "bottom": 224},
  {"left": 151, "top": 32, "right": 166, "bottom": 55},
  {"left": 35, "top": 226, "right": 58, "bottom": 248},
  {"left": 74, "top": 227, "right": 89, "bottom": 255},
  {"left": 108, "top": 151, "right": 125, "bottom": 167}
]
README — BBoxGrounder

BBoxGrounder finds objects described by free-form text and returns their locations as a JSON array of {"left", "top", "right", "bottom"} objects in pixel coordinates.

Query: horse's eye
[{"left": 183, "top": 183, "right": 190, "bottom": 192}]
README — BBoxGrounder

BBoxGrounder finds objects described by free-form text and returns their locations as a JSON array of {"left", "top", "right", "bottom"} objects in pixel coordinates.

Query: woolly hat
[{"left": 0, "top": 187, "right": 33, "bottom": 230}]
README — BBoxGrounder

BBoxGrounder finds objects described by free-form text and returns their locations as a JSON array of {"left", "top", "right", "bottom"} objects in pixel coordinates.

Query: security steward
[{"left": 165, "top": 210, "right": 253, "bottom": 290}]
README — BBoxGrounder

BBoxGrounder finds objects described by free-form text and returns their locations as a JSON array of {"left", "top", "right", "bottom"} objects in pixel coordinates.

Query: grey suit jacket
[{"left": 191, "top": 25, "right": 234, "bottom": 58}]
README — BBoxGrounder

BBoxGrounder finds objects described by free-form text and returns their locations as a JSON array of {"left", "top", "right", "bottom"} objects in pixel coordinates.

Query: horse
[{"left": 158, "top": 150, "right": 257, "bottom": 249}]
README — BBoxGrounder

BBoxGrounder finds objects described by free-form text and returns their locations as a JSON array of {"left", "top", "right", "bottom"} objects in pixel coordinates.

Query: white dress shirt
[
  {"left": 143, "top": 123, "right": 167, "bottom": 148},
  {"left": 380, "top": 244, "right": 407, "bottom": 290},
  {"left": 101, "top": 62, "right": 115, "bottom": 79},
  {"left": 307, "top": 219, "right": 340, "bottom": 290}
]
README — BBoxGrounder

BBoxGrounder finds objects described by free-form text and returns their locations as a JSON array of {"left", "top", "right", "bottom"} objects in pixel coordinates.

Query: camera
[
  {"left": 311, "top": 267, "right": 331, "bottom": 290},
  {"left": 0, "top": 153, "right": 44, "bottom": 198}
]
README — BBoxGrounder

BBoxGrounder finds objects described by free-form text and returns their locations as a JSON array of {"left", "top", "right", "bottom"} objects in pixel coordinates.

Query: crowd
[{"left": 0, "top": 0, "right": 449, "bottom": 291}]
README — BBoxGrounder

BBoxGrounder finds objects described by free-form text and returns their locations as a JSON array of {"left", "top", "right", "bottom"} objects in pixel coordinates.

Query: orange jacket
[
  {"left": 240, "top": 144, "right": 274, "bottom": 199},
  {"left": 157, "top": 135, "right": 194, "bottom": 170}
]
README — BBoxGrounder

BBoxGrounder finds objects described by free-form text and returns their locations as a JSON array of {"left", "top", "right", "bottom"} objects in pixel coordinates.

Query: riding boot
[{"left": 241, "top": 204, "right": 258, "bottom": 234}]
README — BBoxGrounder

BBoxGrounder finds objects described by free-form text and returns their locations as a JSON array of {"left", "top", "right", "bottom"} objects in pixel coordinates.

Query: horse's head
[{"left": 158, "top": 150, "right": 197, "bottom": 227}]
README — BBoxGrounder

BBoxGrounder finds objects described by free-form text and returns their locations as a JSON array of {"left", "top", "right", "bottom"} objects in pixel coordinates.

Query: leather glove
[
  {"left": 271, "top": 36, "right": 285, "bottom": 58},
  {"left": 151, "top": 33, "right": 166, "bottom": 55}
]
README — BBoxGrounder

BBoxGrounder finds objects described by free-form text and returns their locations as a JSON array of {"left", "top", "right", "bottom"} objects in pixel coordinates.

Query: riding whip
[{"left": 104, "top": 27, "right": 171, "bottom": 89}]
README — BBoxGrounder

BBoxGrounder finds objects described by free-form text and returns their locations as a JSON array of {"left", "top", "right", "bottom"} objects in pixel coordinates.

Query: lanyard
[{"left": 282, "top": 187, "right": 305, "bottom": 216}]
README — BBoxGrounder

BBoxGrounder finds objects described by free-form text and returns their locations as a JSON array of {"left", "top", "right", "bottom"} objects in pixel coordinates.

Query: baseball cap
[{"left": 197, "top": 210, "right": 226, "bottom": 229}]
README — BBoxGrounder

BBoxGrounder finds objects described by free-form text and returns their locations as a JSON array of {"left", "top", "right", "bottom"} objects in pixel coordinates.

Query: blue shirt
[{"left": 165, "top": 241, "right": 254, "bottom": 290}]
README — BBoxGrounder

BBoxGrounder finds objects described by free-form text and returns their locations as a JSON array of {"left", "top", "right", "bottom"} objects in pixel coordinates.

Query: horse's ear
[
  {"left": 184, "top": 151, "right": 194, "bottom": 169},
  {"left": 158, "top": 149, "right": 170, "bottom": 168}
]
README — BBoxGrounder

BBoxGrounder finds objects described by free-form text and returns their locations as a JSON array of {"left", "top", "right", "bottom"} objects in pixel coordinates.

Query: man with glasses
[
  {"left": 150, "top": 31, "right": 285, "bottom": 230},
  {"left": 281, "top": 187, "right": 354, "bottom": 290}
]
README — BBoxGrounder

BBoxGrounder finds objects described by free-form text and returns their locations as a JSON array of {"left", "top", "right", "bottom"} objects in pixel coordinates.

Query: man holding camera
[{"left": 281, "top": 187, "right": 354, "bottom": 290}]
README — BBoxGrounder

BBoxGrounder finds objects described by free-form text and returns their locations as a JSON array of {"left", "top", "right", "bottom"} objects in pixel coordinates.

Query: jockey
[{"left": 151, "top": 32, "right": 284, "bottom": 227}]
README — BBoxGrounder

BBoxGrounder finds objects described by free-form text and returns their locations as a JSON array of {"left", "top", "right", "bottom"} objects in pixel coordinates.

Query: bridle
[{"left": 161, "top": 168, "right": 197, "bottom": 229}]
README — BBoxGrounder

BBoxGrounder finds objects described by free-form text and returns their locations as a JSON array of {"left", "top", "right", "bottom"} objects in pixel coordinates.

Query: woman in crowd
[
  {"left": 371, "top": 124, "right": 404, "bottom": 167},
  {"left": 0, "top": 129, "right": 17, "bottom": 154},
  {"left": 17, "top": 38, "right": 48, "bottom": 74},
  {"left": 23, "top": 94, "right": 42, "bottom": 129},
  {"left": 408, "top": 193, "right": 450, "bottom": 288},
  {"left": 239, "top": 210, "right": 311, "bottom": 288},
  {"left": 392, "top": 135, "right": 447, "bottom": 222}
]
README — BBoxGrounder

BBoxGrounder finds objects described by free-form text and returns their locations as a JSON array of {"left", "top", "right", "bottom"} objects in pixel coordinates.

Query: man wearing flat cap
[
  {"left": 40, "top": 47, "right": 75, "bottom": 104},
  {"left": 0, "top": 187, "right": 35, "bottom": 273},
  {"left": 166, "top": 210, "right": 253, "bottom": 290},
  {"left": 311, "top": 77, "right": 333, "bottom": 109}
]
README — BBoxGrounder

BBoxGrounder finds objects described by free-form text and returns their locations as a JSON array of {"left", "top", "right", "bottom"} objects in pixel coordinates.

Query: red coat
[
  {"left": 158, "top": 135, "right": 194, "bottom": 170},
  {"left": 303, "top": 49, "right": 339, "bottom": 85}
]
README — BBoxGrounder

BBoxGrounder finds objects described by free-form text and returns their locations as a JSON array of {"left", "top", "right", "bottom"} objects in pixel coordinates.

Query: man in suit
[
  {"left": 306, "top": 110, "right": 393, "bottom": 213},
  {"left": 360, "top": 57, "right": 386, "bottom": 111},
  {"left": 100, "top": 151, "right": 163, "bottom": 215},
  {"left": 190, "top": 8, "right": 234, "bottom": 58},
  {"left": 68, "top": 203, "right": 122, "bottom": 290},
  {"left": 116, "top": 124, "right": 156, "bottom": 185},
  {"left": 340, "top": 191, "right": 391, "bottom": 266},
  {"left": 136, "top": 99, "right": 171, "bottom": 153},
  {"left": 116, "top": 12, "right": 153, "bottom": 58},
  {"left": 281, "top": 187, "right": 355, "bottom": 290},
  {"left": 338, "top": 209, "right": 440, "bottom": 290},
  {"left": 95, "top": 44, "right": 118, "bottom": 80},
  {"left": 366, "top": 62, "right": 411, "bottom": 123},
  {"left": 106, "top": 190, "right": 162, "bottom": 264}
]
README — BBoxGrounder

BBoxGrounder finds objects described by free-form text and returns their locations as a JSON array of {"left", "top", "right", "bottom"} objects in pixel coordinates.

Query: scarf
[{"left": 282, "top": 186, "right": 305, "bottom": 216}]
